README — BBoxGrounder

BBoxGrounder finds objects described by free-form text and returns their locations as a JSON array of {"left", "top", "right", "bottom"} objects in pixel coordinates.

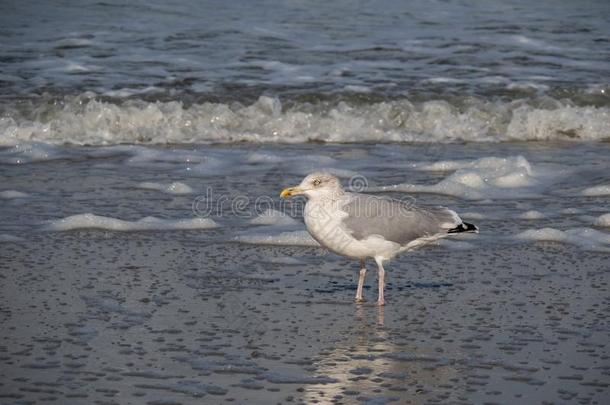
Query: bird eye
[{"left": 313, "top": 179, "right": 321, "bottom": 187}]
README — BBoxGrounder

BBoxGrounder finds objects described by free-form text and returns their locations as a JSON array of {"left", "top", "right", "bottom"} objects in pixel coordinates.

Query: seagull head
[{"left": 280, "top": 172, "right": 343, "bottom": 200}]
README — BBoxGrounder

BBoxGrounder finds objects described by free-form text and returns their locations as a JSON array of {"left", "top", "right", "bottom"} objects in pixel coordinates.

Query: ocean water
[
  {"left": 1, "top": 1, "right": 610, "bottom": 404},
  {"left": 1, "top": 0, "right": 610, "bottom": 144}
]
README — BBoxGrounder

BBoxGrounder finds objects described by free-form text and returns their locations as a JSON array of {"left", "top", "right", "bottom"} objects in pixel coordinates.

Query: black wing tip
[{"left": 448, "top": 222, "right": 479, "bottom": 234}]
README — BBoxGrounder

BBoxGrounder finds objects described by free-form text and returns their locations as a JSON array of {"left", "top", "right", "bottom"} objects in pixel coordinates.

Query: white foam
[
  {"left": 45, "top": 213, "right": 218, "bottom": 232},
  {"left": 415, "top": 160, "right": 469, "bottom": 172},
  {"left": 65, "top": 62, "right": 95, "bottom": 73},
  {"left": 373, "top": 156, "right": 549, "bottom": 200},
  {"left": 417, "top": 156, "right": 532, "bottom": 174},
  {"left": 511, "top": 35, "right": 561, "bottom": 51},
  {"left": 136, "top": 181, "right": 194, "bottom": 195},
  {"left": 0, "top": 190, "right": 30, "bottom": 199},
  {"left": 518, "top": 210, "right": 545, "bottom": 220},
  {"left": 459, "top": 212, "right": 486, "bottom": 220},
  {"left": 246, "top": 152, "right": 285, "bottom": 164},
  {"left": 235, "top": 230, "right": 319, "bottom": 247},
  {"left": 54, "top": 38, "right": 93, "bottom": 48},
  {"left": 594, "top": 214, "right": 610, "bottom": 227},
  {"left": 515, "top": 227, "right": 610, "bottom": 252},
  {"left": 1, "top": 95, "right": 609, "bottom": 145},
  {"left": 248, "top": 209, "right": 299, "bottom": 226},
  {"left": 582, "top": 185, "right": 610, "bottom": 196},
  {"left": 560, "top": 208, "right": 584, "bottom": 215},
  {"left": 516, "top": 228, "right": 566, "bottom": 242},
  {"left": 506, "top": 104, "right": 610, "bottom": 141},
  {"left": 102, "top": 86, "right": 163, "bottom": 98},
  {"left": 506, "top": 82, "right": 550, "bottom": 92},
  {"left": 343, "top": 85, "right": 372, "bottom": 93},
  {"left": 424, "top": 77, "right": 466, "bottom": 84}
]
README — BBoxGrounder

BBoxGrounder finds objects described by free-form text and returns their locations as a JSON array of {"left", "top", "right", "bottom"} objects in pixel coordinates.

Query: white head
[{"left": 280, "top": 172, "right": 343, "bottom": 200}]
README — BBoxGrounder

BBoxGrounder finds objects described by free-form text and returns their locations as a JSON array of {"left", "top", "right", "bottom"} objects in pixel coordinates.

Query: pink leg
[
  {"left": 355, "top": 258, "right": 366, "bottom": 302},
  {"left": 375, "top": 257, "right": 385, "bottom": 306}
]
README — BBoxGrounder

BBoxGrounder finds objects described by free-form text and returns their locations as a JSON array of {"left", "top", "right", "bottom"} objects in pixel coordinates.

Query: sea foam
[
  {"left": 235, "top": 230, "right": 319, "bottom": 247},
  {"left": 515, "top": 227, "right": 610, "bottom": 252},
  {"left": 248, "top": 209, "right": 299, "bottom": 227},
  {"left": 372, "top": 156, "right": 551, "bottom": 200},
  {"left": 45, "top": 213, "right": 218, "bottom": 232},
  {"left": 582, "top": 185, "right": 610, "bottom": 196},
  {"left": 594, "top": 214, "right": 610, "bottom": 227},
  {"left": 1, "top": 95, "right": 609, "bottom": 145},
  {"left": 0, "top": 190, "right": 30, "bottom": 199}
]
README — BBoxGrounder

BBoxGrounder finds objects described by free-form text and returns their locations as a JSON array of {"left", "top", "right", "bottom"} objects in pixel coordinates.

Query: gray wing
[{"left": 341, "top": 193, "right": 461, "bottom": 245}]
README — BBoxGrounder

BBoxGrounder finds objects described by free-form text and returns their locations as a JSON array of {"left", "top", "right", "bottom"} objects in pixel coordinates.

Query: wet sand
[{"left": 1, "top": 230, "right": 608, "bottom": 404}]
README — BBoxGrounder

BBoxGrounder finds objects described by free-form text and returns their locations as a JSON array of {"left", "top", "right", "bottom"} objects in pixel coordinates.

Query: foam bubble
[
  {"left": 515, "top": 227, "right": 610, "bottom": 252},
  {"left": 0, "top": 190, "right": 30, "bottom": 199},
  {"left": 137, "top": 182, "right": 194, "bottom": 195},
  {"left": 65, "top": 62, "right": 94, "bottom": 73},
  {"left": 373, "top": 156, "right": 548, "bottom": 200},
  {"left": 582, "top": 185, "right": 610, "bottom": 196},
  {"left": 424, "top": 77, "right": 466, "bottom": 84},
  {"left": 245, "top": 152, "right": 285, "bottom": 164},
  {"left": 248, "top": 209, "right": 299, "bottom": 226},
  {"left": 518, "top": 210, "right": 546, "bottom": 220},
  {"left": 417, "top": 156, "right": 533, "bottom": 173},
  {"left": 594, "top": 214, "right": 610, "bottom": 227},
  {"left": 102, "top": 86, "right": 163, "bottom": 98},
  {"left": 343, "top": 85, "right": 372, "bottom": 93},
  {"left": 506, "top": 82, "right": 550, "bottom": 92},
  {"left": 506, "top": 104, "right": 610, "bottom": 141},
  {"left": 45, "top": 213, "right": 218, "bottom": 232},
  {"left": 516, "top": 228, "right": 567, "bottom": 242},
  {"left": 235, "top": 230, "right": 319, "bottom": 247},
  {"left": 561, "top": 208, "right": 584, "bottom": 215}
]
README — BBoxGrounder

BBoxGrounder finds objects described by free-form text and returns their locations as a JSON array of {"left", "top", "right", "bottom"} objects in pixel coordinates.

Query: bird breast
[{"left": 304, "top": 201, "right": 356, "bottom": 254}]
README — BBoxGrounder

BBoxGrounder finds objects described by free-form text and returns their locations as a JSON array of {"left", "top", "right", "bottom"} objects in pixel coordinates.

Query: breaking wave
[{"left": 1, "top": 94, "right": 609, "bottom": 145}]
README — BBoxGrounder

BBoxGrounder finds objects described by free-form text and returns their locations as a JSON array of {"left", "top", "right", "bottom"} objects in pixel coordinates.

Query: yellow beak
[{"left": 280, "top": 186, "right": 303, "bottom": 198}]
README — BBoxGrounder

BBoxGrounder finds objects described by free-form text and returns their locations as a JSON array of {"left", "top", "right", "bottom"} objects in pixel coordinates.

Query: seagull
[{"left": 280, "top": 172, "right": 478, "bottom": 305}]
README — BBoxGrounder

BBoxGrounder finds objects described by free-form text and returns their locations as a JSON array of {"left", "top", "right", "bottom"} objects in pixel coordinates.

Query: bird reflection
[{"left": 303, "top": 304, "right": 456, "bottom": 404}]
